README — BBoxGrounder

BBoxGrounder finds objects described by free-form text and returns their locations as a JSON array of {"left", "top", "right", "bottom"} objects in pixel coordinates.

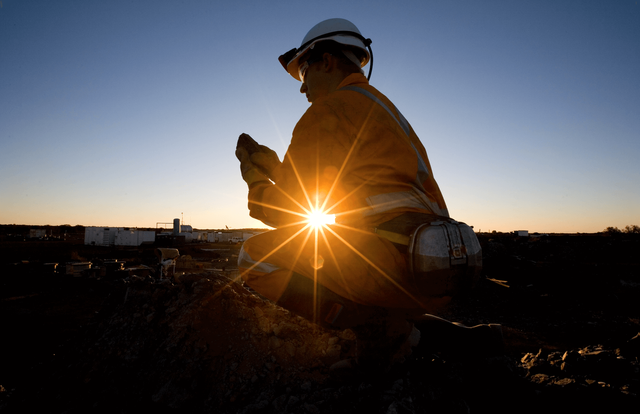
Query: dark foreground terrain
[{"left": 0, "top": 232, "right": 638, "bottom": 413}]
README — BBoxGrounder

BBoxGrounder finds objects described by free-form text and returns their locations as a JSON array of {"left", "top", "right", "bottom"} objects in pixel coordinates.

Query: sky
[{"left": 1, "top": 0, "right": 638, "bottom": 233}]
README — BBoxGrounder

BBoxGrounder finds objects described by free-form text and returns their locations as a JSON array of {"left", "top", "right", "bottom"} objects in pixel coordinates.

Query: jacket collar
[{"left": 336, "top": 72, "right": 369, "bottom": 90}]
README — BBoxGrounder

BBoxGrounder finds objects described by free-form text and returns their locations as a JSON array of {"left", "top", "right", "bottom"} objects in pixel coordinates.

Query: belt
[
  {"left": 374, "top": 228, "right": 410, "bottom": 246},
  {"left": 373, "top": 211, "right": 446, "bottom": 250}
]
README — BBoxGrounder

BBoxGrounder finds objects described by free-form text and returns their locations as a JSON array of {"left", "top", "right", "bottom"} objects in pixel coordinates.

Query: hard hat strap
[{"left": 366, "top": 42, "right": 373, "bottom": 81}]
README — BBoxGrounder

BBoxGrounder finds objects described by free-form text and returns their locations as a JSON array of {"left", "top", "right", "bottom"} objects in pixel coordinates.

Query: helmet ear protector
[{"left": 278, "top": 31, "right": 373, "bottom": 81}]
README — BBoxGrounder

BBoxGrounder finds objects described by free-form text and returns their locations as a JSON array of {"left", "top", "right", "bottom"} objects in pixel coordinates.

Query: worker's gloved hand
[
  {"left": 250, "top": 145, "right": 281, "bottom": 181},
  {"left": 236, "top": 147, "right": 270, "bottom": 187}
]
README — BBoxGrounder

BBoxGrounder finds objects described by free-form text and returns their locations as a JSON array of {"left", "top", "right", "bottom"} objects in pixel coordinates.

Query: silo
[{"left": 173, "top": 218, "right": 181, "bottom": 235}]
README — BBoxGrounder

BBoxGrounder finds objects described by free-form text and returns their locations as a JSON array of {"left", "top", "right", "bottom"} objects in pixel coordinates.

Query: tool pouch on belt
[{"left": 375, "top": 212, "right": 482, "bottom": 299}]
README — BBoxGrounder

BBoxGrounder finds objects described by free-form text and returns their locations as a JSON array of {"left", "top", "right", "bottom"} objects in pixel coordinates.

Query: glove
[
  {"left": 236, "top": 147, "right": 270, "bottom": 187},
  {"left": 250, "top": 145, "right": 281, "bottom": 181}
]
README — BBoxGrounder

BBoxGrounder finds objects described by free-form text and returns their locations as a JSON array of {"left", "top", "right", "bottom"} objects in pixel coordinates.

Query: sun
[{"left": 305, "top": 208, "right": 335, "bottom": 229}]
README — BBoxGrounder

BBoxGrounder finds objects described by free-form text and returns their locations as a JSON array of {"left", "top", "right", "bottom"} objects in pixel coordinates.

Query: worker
[{"left": 236, "top": 18, "right": 500, "bottom": 375}]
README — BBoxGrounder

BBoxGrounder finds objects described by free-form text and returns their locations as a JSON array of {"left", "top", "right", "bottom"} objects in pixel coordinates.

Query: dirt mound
[{"left": 8, "top": 273, "right": 355, "bottom": 412}]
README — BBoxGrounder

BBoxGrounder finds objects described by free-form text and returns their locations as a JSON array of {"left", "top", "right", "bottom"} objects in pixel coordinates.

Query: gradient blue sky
[{"left": 1, "top": 0, "right": 638, "bottom": 232}]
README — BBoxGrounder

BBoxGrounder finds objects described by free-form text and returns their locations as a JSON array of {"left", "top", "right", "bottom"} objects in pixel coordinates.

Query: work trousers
[{"left": 238, "top": 223, "right": 450, "bottom": 313}]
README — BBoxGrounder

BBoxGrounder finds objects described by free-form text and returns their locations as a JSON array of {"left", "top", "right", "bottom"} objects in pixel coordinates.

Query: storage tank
[{"left": 173, "top": 218, "right": 181, "bottom": 235}]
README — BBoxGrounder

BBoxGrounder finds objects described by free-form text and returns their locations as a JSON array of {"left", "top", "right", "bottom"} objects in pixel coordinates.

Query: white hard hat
[{"left": 278, "top": 18, "right": 373, "bottom": 81}]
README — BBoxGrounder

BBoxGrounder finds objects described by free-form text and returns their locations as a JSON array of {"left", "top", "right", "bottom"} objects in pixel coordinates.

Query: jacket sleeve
[{"left": 247, "top": 103, "right": 353, "bottom": 228}]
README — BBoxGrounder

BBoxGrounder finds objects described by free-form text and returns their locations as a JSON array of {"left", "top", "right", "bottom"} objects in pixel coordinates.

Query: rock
[
  {"left": 529, "top": 373, "right": 550, "bottom": 384},
  {"left": 303, "top": 403, "right": 320, "bottom": 414},
  {"left": 286, "top": 395, "right": 300, "bottom": 409},
  {"left": 386, "top": 397, "right": 416, "bottom": 414},
  {"left": 551, "top": 377, "right": 576, "bottom": 388}
]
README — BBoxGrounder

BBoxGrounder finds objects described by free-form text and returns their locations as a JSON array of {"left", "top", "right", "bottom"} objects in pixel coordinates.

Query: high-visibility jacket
[
  {"left": 240, "top": 73, "right": 451, "bottom": 311},
  {"left": 248, "top": 72, "right": 448, "bottom": 229}
]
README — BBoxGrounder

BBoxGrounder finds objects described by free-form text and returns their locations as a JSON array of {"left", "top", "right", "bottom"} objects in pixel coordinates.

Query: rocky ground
[{"left": 0, "top": 233, "right": 638, "bottom": 413}]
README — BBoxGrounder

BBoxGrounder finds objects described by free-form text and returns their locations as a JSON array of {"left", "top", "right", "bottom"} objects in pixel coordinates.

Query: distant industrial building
[
  {"left": 84, "top": 227, "right": 155, "bottom": 246},
  {"left": 85, "top": 218, "right": 260, "bottom": 246},
  {"left": 29, "top": 229, "right": 49, "bottom": 239}
]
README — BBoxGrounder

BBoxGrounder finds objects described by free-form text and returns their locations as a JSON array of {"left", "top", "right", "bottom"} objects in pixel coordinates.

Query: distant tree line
[{"left": 603, "top": 225, "right": 640, "bottom": 234}]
